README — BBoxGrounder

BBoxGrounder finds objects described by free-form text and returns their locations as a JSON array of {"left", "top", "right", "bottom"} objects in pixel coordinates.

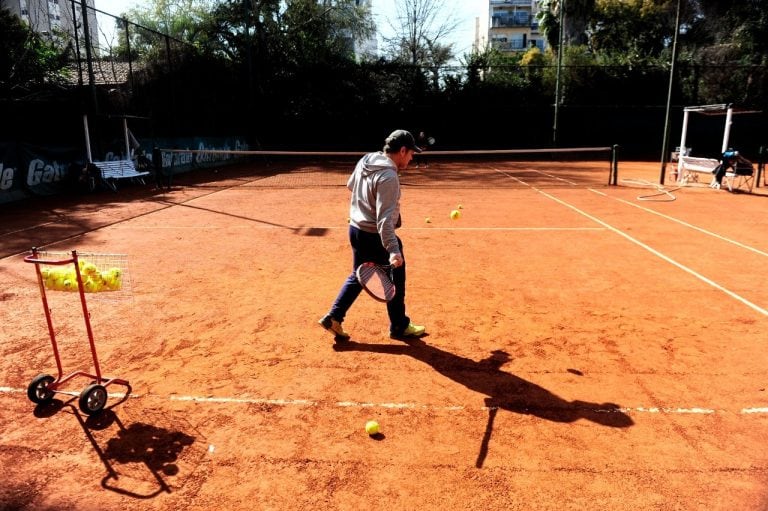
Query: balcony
[
  {"left": 491, "top": 40, "right": 527, "bottom": 51},
  {"left": 491, "top": 39, "right": 545, "bottom": 52},
  {"left": 490, "top": 0, "right": 533, "bottom": 5},
  {"left": 492, "top": 15, "right": 531, "bottom": 28}
]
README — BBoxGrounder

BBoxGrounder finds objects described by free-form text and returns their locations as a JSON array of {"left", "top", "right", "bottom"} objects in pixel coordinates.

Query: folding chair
[{"left": 722, "top": 158, "right": 755, "bottom": 193}]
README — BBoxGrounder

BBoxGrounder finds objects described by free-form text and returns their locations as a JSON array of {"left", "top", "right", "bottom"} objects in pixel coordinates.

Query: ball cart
[{"left": 24, "top": 247, "right": 131, "bottom": 415}]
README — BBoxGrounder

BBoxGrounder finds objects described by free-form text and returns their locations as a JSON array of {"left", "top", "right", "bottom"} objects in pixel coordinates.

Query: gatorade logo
[
  {"left": 26, "top": 159, "right": 67, "bottom": 186},
  {"left": 0, "top": 164, "right": 14, "bottom": 191}
]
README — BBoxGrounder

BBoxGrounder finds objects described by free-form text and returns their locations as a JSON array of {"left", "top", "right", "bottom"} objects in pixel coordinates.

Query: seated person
[{"left": 711, "top": 149, "right": 753, "bottom": 189}]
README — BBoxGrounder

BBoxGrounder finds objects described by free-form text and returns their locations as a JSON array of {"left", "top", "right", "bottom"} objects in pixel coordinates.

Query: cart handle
[
  {"left": 24, "top": 255, "right": 76, "bottom": 265},
  {"left": 24, "top": 248, "right": 76, "bottom": 266}
]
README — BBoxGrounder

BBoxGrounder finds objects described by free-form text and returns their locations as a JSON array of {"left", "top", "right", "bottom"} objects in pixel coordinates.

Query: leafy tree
[
  {"left": 0, "top": 8, "right": 72, "bottom": 96},
  {"left": 110, "top": 0, "right": 215, "bottom": 61},
  {"left": 538, "top": 0, "right": 597, "bottom": 50},
  {"left": 589, "top": 0, "right": 675, "bottom": 60}
]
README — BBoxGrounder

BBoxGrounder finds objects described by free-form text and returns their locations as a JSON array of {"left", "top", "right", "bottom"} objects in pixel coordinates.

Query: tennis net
[{"left": 158, "top": 146, "right": 618, "bottom": 189}]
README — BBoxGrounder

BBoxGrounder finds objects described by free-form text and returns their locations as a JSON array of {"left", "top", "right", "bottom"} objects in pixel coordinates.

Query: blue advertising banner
[
  {"left": 0, "top": 141, "right": 25, "bottom": 203},
  {"left": 136, "top": 137, "right": 251, "bottom": 175},
  {"left": 0, "top": 136, "right": 249, "bottom": 204}
]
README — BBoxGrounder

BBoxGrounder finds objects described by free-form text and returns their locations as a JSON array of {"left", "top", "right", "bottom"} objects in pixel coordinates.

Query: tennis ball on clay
[
  {"left": 365, "top": 420, "right": 380, "bottom": 436},
  {"left": 425, "top": 217, "right": 431, "bottom": 223},
  {"left": 450, "top": 209, "right": 461, "bottom": 220},
  {"left": 457, "top": 204, "right": 463, "bottom": 209}
]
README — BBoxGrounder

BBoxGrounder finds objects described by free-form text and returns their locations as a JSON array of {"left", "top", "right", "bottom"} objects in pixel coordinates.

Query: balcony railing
[
  {"left": 491, "top": 40, "right": 527, "bottom": 51},
  {"left": 491, "top": 40, "right": 545, "bottom": 52},
  {"left": 492, "top": 16, "right": 531, "bottom": 28},
  {"left": 490, "top": 0, "right": 533, "bottom": 6}
]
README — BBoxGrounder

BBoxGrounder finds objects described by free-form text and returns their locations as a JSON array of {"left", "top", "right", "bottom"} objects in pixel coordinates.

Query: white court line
[
  {"left": 742, "top": 408, "right": 768, "bottom": 414},
  {"left": 612, "top": 196, "right": 768, "bottom": 258},
  {"left": 111, "top": 225, "right": 605, "bottom": 232},
  {"left": 1, "top": 221, "right": 57, "bottom": 237},
  {"left": 2, "top": 386, "right": 765, "bottom": 415},
  {"left": 535, "top": 188, "right": 768, "bottom": 317},
  {"left": 400, "top": 227, "right": 605, "bottom": 231}
]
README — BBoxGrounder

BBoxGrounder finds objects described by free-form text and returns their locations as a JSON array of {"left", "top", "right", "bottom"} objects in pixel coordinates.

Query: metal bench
[
  {"left": 677, "top": 155, "right": 720, "bottom": 185},
  {"left": 92, "top": 160, "right": 150, "bottom": 191}
]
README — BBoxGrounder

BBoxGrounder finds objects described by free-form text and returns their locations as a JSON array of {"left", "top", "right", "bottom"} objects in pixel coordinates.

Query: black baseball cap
[{"left": 383, "top": 130, "right": 422, "bottom": 153}]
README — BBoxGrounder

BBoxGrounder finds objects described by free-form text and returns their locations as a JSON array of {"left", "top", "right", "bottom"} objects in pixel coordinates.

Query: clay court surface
[{"left": 1, "top": 158, "right": 767, "bottom": 510}]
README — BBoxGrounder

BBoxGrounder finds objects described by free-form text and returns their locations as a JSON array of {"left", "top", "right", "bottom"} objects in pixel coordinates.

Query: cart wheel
[
  {"left": 79, "top": 384, "right": 108, "bottom": 415},
  {"left": 27, "top": 374, "right": 56, "bottom": 404}
]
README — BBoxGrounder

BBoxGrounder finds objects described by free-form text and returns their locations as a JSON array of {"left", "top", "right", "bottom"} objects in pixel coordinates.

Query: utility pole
[
  {"left": 659, "top": 0, "right": 682, "bottom": 185},
  {"left": 552, "top": 0, "right": 565, "bottom": 146},
  {"left": 79, "top": 0, "right": 98, "bottom": 115}
]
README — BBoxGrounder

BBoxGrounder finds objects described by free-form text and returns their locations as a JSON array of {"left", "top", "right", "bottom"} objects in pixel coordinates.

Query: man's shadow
[{"left": 335, "top": 339, "right": 633, "bottom": 467}]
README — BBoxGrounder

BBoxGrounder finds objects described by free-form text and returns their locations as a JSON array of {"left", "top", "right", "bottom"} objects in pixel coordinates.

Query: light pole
[
  {"left": 659, "top": 0, "right": 682, "bottom": 185},
  {"left": 552, "top": 0, "right": 565, "bottom": 146}
]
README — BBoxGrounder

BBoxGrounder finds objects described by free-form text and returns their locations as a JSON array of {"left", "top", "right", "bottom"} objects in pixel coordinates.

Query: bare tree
[{"left": 382, "top": 0, "right": 461, "bottom": 67}]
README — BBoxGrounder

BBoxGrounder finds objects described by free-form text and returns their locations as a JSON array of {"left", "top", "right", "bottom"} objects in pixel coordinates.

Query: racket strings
[{"left": 357, "top": 264, "right": 395, "bottom": 301}]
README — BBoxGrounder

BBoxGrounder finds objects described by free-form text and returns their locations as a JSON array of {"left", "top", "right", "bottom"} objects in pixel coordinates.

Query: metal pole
[
  {"left": 676, "top": 108, "right": 690, "bottom": 181},
  {"left": 124, "top": 18, "right": 134, "bottom": 91},
  {"left": 70, "top": 0, "right": 83, "bottom": 87},
  {"left": 721, "top": 104, "right": 733, "bottom": 153},
  {"left": 552, "top": 0, "right": 565, "bottom": 146},
  {"left": 83, "top": 114, "right": 92, "bottom": 162},
  {"left": 659, "top": 0, "right": 682, "bottom": 185},
  {"left": 123, "top": 118, "right": 130, "bottom": 159},
  {"left": 80, "top": 0, "right": 98, "bottom": 115}
]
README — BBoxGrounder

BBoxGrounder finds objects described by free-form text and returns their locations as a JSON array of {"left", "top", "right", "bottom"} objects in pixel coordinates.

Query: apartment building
[
  {"left": 488, "top": 0, "right": 547, "bottom": 53},
  {"left": 1, "top": 0, "right": 97, "bottom": 45}
]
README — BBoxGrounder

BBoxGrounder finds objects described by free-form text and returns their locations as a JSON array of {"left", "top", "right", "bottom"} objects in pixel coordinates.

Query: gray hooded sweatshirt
[{"left": 347, "top": 151, "right": 402, "bottom": 258}]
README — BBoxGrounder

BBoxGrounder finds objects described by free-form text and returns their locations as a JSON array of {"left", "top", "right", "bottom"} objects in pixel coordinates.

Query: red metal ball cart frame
[{"left": 24, "top": 247, "right": 130, "bottom": 415}]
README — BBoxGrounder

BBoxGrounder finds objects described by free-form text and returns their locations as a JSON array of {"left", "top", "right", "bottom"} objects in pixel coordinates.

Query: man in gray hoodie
[{"left": 319, "top": 130, "right": 427, "bottom": 342}]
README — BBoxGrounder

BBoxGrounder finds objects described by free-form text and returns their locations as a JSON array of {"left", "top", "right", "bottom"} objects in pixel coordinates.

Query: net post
[
  {"left": 610, "top": 144, "right": 619, "bottom": 185},
  {"left": 758, "top": 145, "right": 765, "bottom": 188}
]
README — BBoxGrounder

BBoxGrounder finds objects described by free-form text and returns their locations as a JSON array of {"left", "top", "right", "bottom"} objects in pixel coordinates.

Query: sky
[
  {"left": 94, "top": 0, "right": 488, "bottom": 60},
  {"left": 374, "top": 0, "right": 488, "bottom": 58}
]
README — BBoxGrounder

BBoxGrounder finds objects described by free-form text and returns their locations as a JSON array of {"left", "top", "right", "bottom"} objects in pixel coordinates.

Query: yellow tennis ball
[
  {"left": 103, "top": 268, "right": 123, "bottom": 291},
  {"left": 425, "top": 217, "right": 431, "bottom": 223},
  {"left": 46, "top": 271, "right": 63, "bottom": 290},
  {"left": 81, "top": 262, "right": 98, "bottom": 275},
  {"left": 450, "top": 210, "right": 460, "bottom": 220},
  {"left": 365, "top": 420, "right": 380, "bottom": 435},
  {"left": 84, "top": 277, "right": 103, "bottom": 293},
  {"left": 457, "top": 204, "right": 463, "bottom": 209}
]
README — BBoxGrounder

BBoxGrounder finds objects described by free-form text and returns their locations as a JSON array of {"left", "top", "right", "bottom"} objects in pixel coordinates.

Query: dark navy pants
[{"left": 329, "top": 225, "right": 410, "bottom": 335}]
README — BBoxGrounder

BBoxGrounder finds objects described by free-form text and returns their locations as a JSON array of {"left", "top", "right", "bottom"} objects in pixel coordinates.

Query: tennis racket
[{"left": 356, "top": 262, "right": 396, "bottom": 302}]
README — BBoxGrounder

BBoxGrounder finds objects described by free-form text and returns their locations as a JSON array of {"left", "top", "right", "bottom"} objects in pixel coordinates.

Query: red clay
[{"left": 1, "top": 161, "right": 767, "bottom": 510}]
